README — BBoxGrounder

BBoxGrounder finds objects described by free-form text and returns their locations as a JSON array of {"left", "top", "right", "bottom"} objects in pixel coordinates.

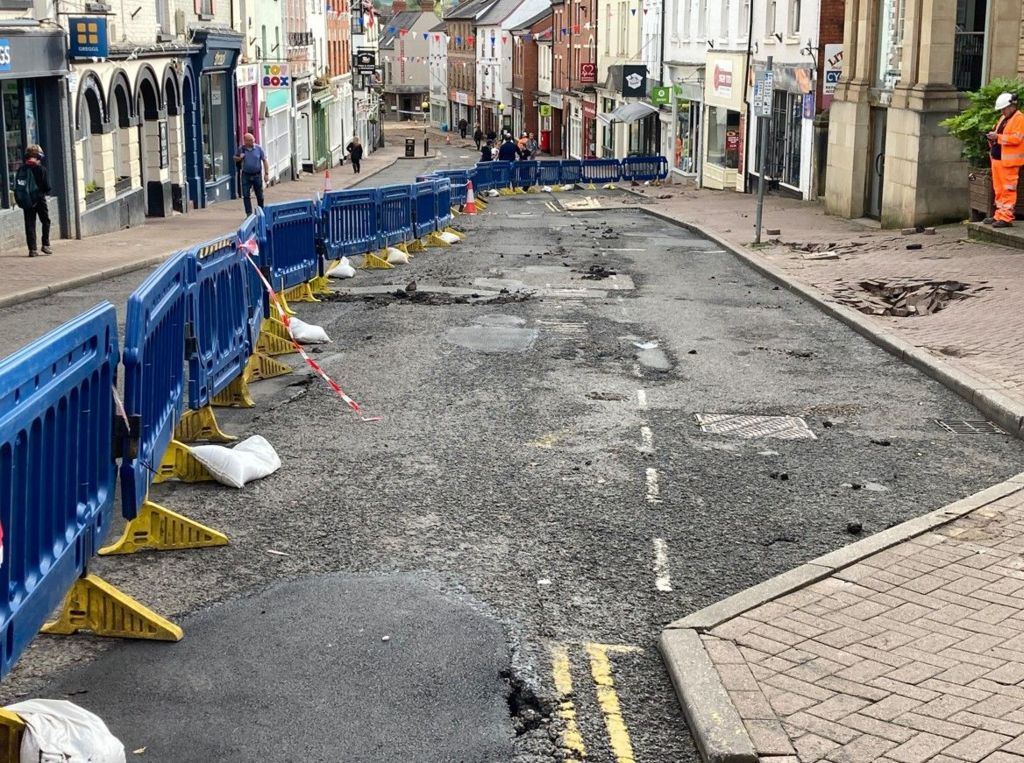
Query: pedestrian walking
[
  {"left": 458, "top": 118, "right": 468, "bottom": 139},
  {"left": 473, "top": 124, "right": 483, "bottom": 150},
  {"left": 986, "top": 92, "right": 1024, "bottom": 228},
  {"left": 346, "top": 136, "right": 364, "bottom": 174},
  {"left": 481, "top": 140, "right": 494, "bottom": 162},
  {"left": 234, "top": 132, "right": 269, "bottom": 216},
  {"left": 14, "top": 145, "right": 51, "bottom": 257}
]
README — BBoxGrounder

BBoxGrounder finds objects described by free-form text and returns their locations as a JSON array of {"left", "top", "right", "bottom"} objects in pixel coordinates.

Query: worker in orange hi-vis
[{"left": 986, "top": 92, "right": 1024, "bottom": 228}]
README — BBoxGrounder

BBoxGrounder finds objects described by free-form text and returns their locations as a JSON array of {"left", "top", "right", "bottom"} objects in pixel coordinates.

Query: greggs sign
[{"left": 712, "top": 61, "right": 733, "bottom": 98}]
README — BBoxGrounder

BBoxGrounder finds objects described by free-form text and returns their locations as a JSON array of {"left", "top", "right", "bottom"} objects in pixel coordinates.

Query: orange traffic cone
[
  {"left": 324, "top": 168, "right": 332, "bottom": 193},
  {"left": 464, "top": 181, "right": 478, "bottom": 215}
]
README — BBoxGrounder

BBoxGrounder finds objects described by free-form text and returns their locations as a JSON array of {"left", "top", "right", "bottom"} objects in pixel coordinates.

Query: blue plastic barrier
[
  {"left": 0, "top": 303, "right": 119, "bottom": 678},
  {"left": 451, "top": 180, "right": 468, "bottom": 208},
  {"left": 320, "top": 188, "right": 379, "bottom": 259},
  {"left": 512, "top": 160, "right": 539, "bottom": 189},
  {"left": 621, "top": 156, "right": 669, "bottom": 181},
  {"left": 559, "top": 160, "right": 583, "bottom": 186},
  {"left": 536, "top": 161, "right": 561, "bottom": 187},
  {"left": 581, "top": 158, "right": 622, "bottom": 184},
  {"left": 378, "top": 184, "right": 414, "bottom": 249},
  {"left": 473, "top": 162, "right": 497, "bottom": 192},
  {"left": 187, "top": 236, "right": 251, "bottom": 408},
  {"left": 491, "top": 160, "right": 513, "bottom": 190},
  {"left": 238, "top": 214, "right": 266, "bottom": 335},
  {"left": 120, "top": 252, "right": 194, "bottom": 521},
  {"left": 412, "top": 180, "right": 437, "bottom": 239},
  {"left": 434, "top": 177, "right": 452, "bottom": 229},
  {"left": 260, "top": 200, "right": 319, "bottom": 291}
]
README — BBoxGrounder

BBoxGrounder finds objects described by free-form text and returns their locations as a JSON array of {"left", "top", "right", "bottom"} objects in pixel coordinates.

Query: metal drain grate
[
  {"left": 695, "top": 413, "right": 818, "bottom": 440},
  {"left": 935, "top": 419, "right": 1005, "bottom": 435},
  {"left": 536, "top": 319, "right": 588, "bottom": 335}
]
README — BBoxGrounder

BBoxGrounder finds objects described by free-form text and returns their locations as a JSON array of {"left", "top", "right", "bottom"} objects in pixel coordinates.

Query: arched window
[
  {"left": 78, "top": 80, "right": 105, "bottom": 194},
  {"left": 109, "top": 79, "right": 132, "bottom": 183}
]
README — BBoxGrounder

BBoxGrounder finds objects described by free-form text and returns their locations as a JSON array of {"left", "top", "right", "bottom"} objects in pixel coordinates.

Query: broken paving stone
[
  {"left": 766, "top": 228, "right": 781, "bottom": 236},
  {"left": 870, "top": 438, "right": 892, "bottom": 446},
  {"left": 832, "top": 278, "right": 980, "bottom": 318},
  {"left": 769, "top": 472, "right": 790, "bottom": 481},
  {"left": 586, "top": 391, "right": 627, "bottom": 401},
  {"left": 906, "top": 243, "right": 923, "bottom": 250},
  {"left": 847, "top": 521, "right": 863, "bottom": 535}
]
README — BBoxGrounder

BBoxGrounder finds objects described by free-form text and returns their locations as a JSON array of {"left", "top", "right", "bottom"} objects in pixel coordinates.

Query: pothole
[{"left": 831, "top": 279, "right": 988, "bottom": 317}]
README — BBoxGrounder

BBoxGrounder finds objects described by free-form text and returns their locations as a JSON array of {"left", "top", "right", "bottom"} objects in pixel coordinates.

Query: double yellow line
[{"left": 550, "top": 642, "right": 641, "bottom": 762}]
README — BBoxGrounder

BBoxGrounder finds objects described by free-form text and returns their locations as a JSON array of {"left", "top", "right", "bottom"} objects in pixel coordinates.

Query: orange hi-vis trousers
[{"left": 993, "top": 160, "right": 1020, "bottom": 222}]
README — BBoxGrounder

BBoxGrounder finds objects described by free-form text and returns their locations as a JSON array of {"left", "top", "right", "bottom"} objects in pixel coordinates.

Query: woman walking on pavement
[
  {"left": 473, "top": 124, "right": 483, "bottom": 150},
  {"left": 346, "top": 136, "right": 363, "bottom": 174}
]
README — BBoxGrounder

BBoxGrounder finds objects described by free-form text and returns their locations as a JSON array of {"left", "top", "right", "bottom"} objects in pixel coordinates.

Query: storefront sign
[
  {"left": 579, "top": 62, "right": 596, "bottom": 83},
  {"left": 622, "top": 65, "right": 646, "bottom": 97},
  {"left": 539, "top": 104, "right": 551, "bottom": 117},
  {"left": 213, "top": 51, "right": 227, "bottom": 66},
  {"left": 583, "top": 101, "right": 596, "bottom": 118},
  {"left": 237, "top": 64, "right": 259, "bottom": 88},
  {"left": 823, "top": 43, "right": 843, "bottom": 108},
  {"left": 712, "top": 60, "right": 733, "bottom": 99},
  {"left": 0, "top": 39, "right": 10, "bottom": 73},
  {"left": 355, "top": 50, "right": 377, "bottom": 73},
  {"left": 802, "top": 92, "right": 815, "bottom": 119},
  {"left": 548, "top": 93, "right": 563, "bottom": 109},
  {"left": 650, "top": 86, "right": 671, "bottom": 105},
  {"left": 68, "top": 18, "right": 108, "bottom": 60},
  {"left": 262, "top": 63, "right": 290, "bottom": 88}
]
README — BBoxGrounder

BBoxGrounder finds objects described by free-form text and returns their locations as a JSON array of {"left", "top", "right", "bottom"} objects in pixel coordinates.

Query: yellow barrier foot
[
  {"left": 475, "top": 197, "right": 488, "bottom": 209},
  {"left": 0, "top": 709, "right": 24, "bottom": 763},
  {"left": 587, "top": 183, "right": 596, "bottom": 190},
  {"left": 443, "top": 227, "right": 465, "bottom": 239},
  {"left": 99, "top": 499, "right": 228, "bottom": 555},
  {"left": 361, "top": 251, "right": 394, "bottom": 269},
  {"left": 407, "top": 239, "right": 427, "bottom": 253},
  {"left": 175, "top": 406, "right": 235, "bottom": 443},
  {"left": 41, "top": 574, "right": 183, "bottom": 641},
  {"left": 427, "top": 232, "right": 451, "bottom": 248},
  {"left": 244, "top": 351, "right": 292, "bottom": 382},
  {"left": 499, "top": 188, "right": 515, "bottom": 196},
  {"left": 282, "top": 281, "right": 320, "bottom": 305},
  {"left": 153, "top": 439, "right": 213, "bottom": 484},
  {"left": 211, "top": 374, "right": 255, "bottom": 409},
  {"left": 451, "top": 206, "right": 461, "bottom": 216},
  {"left": 527, "top": 187, "right": 539, "bottom": 193},
  {"left": 309, "top": 274, "right": 333, "bottom": 296},
  {"left": 257, "top": 317, "right": 297, "bottom": 357}
]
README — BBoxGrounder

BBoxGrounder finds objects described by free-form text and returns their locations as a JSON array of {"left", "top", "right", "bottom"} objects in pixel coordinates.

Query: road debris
[{"left": 832, "top": 278, "right": 984, "bottom": 317}]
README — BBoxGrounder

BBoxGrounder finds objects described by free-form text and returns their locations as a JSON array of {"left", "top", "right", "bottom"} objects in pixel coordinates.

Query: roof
[
  {"left": 429, "top": 19, "right": 447, "bottom": 31},
  {"left": 510, "top": 7, "right": 550, "bottom": 31},
  {"left": 478, "top": 0, "right": 550, "bottom": 28},
  {"left": 379, "top": 10, "right": 425, "bottom": 47},
  {"left": 445, "top": 0, "right": 498, "bottom": 20}
]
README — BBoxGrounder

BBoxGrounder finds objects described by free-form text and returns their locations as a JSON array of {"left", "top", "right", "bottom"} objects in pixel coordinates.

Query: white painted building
[{"left": 428, "top": 22, "right": 450, "bottom": 127}]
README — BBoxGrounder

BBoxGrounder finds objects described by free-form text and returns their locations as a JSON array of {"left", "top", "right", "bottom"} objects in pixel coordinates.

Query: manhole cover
[
  {"left": 935, "top": 419, "right": 1005, "bottom": 435},
  {"left": 695, "top": 414, "right": 817, "bottom": 440}
]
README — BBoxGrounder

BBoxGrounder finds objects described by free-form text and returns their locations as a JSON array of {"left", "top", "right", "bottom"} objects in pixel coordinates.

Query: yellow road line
[
  {"left": 586, "top": 642, "right": 637, "bottom": 763},
  {"left": 551, "top": 643, "right": 588, "bottom": 762}
]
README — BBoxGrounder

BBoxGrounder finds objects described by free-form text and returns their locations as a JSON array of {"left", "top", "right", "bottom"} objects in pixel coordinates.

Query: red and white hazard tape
[{"left": 239, "top": 238, "right": 381, "bottom": 423}]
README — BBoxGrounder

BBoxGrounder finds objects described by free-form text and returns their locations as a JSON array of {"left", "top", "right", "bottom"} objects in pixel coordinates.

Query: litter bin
[{"left": 405, "top": 138, "right": 415, "bottom": 158}]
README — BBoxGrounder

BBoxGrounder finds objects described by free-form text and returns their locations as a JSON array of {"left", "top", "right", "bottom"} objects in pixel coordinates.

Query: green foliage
[
  {"left": 84, "top": 181, "right": 101, "bottom": 194},
  {"left": 941, "top": 78, "right": 1024, "bottom": 169}
]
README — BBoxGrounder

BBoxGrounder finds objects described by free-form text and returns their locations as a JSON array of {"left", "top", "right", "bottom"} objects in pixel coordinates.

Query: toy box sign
[{"left": 262, "top": 63, "right": 290, "bottom": 88}]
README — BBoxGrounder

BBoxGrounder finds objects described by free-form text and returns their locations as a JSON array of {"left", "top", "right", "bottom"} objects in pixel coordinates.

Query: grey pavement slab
[{"left": 36, "top": 574, "right": 514, "bottom": 763}]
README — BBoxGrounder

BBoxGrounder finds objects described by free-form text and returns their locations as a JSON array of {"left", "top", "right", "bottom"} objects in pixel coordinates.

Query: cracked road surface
[{"left": 1, "top": 168, "right": 1022, "bottom": 762}]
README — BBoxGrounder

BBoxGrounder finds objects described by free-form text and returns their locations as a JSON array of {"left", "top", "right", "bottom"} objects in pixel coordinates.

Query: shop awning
[{"left": 597, "top": 101, "right": 659, "bottom": 125}]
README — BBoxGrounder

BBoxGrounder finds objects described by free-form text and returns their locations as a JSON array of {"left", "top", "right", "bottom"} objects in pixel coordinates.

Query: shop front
[
  {"left": 702, "top": 52, "right": 746, "bottom": 191},
  {"left": 448, "top": 89, "right": 475, "bottom": 132},
  {"left": 187, "top": 29, "right": 243, "bottom": 208},
  {"left": 236, "top": 63, "right": 260, "bottom": 141},
  {"left": 0, "top": 24, "right": 72, "bottom": 250},
  {"left": 311, "top": 86, "right": 334, "bottom": 171},
  {"left": 260, "top": 67, "right": 293, "bottom": 183},
  {"left": 663, "top": 71, "right": 703, "bottom": 177},
  {"left": 747, "top": 63, "right": 815, "bottom": 199},
  {"left": 582, "top": 100, "right": 597, "bottom": 158},
  {"left": 294, "top": 76, "right": 313, "bottom": 174},
  {"left": 329, "top": 79, "right": 349, "bottom": 167}
]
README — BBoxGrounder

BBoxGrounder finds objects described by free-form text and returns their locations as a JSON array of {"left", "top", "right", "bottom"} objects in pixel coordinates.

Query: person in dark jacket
[
  {"left": 497, "top": 137, "right": 519, "bottom": 162},
  {"left": 473, "top": 124, "right": 483, "bottom": 150},
  {"left": 346, "top": 136, "right": 363, "bottom": 173},
  {"left": 20, "top": 145, "right": 51, "bottom": 257},
  {"left": 486, "top": 129, "right": 497, "bottom": 144},
  {"left": 458, "top": 118, "right": 468, "bottom": 139},
  {"left": 480, "top": 140, "right": 494, "bottom": 162}
]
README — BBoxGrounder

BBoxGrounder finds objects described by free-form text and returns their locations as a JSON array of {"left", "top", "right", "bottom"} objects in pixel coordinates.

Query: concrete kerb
[
  {"left": 581, "top": 204, "right": 1024, "bottom": 439},
  {"left": 0, "top": 156, "right": 402, "bottom": 312}
]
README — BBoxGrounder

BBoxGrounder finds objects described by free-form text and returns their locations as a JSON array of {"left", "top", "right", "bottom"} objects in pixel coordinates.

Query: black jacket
[
  {"left": 26, "top": 159, "right": 50, "bottom": 197},
  {"left": 497, "top": 141, "right": 518, "bottom": 161},
  {"left": 346, "top": 143, "right": 364, "bottom": 160}
]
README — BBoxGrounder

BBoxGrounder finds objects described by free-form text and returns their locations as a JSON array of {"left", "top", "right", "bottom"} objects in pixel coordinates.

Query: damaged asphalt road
[{"left": 0, "top": 176, "right": 1022, "bottom": 762}]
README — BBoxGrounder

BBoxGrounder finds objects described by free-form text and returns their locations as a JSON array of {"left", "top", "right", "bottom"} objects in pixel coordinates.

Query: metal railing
[{"left": 953, "top": 31, "right": 985, "bottom": 92}]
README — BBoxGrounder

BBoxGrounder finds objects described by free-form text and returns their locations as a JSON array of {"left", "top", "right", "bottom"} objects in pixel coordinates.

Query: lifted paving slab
[{"left": 660, "top": 473, "right": 1024, "bottom": 763}]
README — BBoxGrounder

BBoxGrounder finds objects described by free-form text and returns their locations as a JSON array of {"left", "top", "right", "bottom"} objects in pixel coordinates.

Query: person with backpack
[{"left": 15, "top": 145, "right": 51, "bottom": 257}]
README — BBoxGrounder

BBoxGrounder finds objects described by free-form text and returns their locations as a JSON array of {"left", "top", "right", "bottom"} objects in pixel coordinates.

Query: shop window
[
  {"left": 787, "top": 0, "right": 800, "bottom": 35},
  {"left": 80, "top": 87, "right": 104, "bottom": 197},
  {"left": 696, "top": 0, "right": 706, "bottom": 38},
  {"left": 156, "top": 0, "right": 171, "bottom": 34},
  {"left": 768, "top": 90, "right": 801, "bottom": 188},
  {"left": 201, "top": 72, "right": 228, "bottom": 181},
  {"left": 707, "top": 105, "right": 739, "bottom": 169},
  {"left": 876, "top": 0, "right": 906, "bottom": 90},
  {"left": 110, "top": 84, "right": 132, "bottom": 186},
  {"left": 3, "top": 82, "right": 24, "bottom": 208}
]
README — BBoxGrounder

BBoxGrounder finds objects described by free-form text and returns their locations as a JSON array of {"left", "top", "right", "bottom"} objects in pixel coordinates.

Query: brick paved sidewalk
[
  {"left": 678, "top": 477, "right": 1024, "bottom": 763},
  {"left": 601, "top": 184, "right": 1024, "bottom": 408}
]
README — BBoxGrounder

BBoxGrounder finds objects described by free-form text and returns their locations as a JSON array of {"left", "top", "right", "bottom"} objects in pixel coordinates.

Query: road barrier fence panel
[
  {"left": 620, "top": 156, "right": 669, "bottom": 182},
  {"left": 412, "top": 180, "right": 438, "bottom": 239},
  {"left": 512, "top": 160, "right": 539, "bottom": 190},
  {"left": 581, "top": 159, "right": 623, "bottom": 184},
  {"left": 260, "top": 200, "right": 319, "bottom": 291},
  {"left": 536, "top": 161, "right": 561, "bottom": 187},
  {"left": 377, "top": 185, "right": 414, "bottom": 249},
  {"left": 320, "top": 189, "right": 380, "bottom": 260},
  {"left": 433, "top": 177, "right": 452, "bottom": 229},
  {"left": 238, "top": 214, "right": 266, "bottom": 333},
  {"left": 559, "top": 160, "right": 583, "bottom": 186}
]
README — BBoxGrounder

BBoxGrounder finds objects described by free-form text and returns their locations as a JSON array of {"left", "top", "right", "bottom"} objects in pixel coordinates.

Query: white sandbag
[
  {"left": 386, "top": 247, "right": 410, "bottom": 264},
  {"left": 437, "top": 231, "right": 461, "bottom": 244},
  {"left": 8, "top": 699, "right": 126, "bottom": 763},
  {"left": 487, "top": 189, "right": 500, "bottom": 197},
  {"left": 541, "top": 185, "right": 553, "bottom": 193},
  {"left": 327, "top": 257, "right": 356, "bottom": 279},
  {"left": 190, "top": 435, "right": 281, "bottom": 489},
  {"left": 288, "top": 317, "right": 331, "bottom": 344}
]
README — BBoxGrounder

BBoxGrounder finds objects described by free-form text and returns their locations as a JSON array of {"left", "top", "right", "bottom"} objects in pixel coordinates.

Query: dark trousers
[
  {"left": 241, "top": 172, "right": 265, "bottom": 215},
  {"left": 352, "top": 159, "right": 361, "bottom": 174},
  {"left": 24, "top": 200, "right": 50, "bottom": 253}
]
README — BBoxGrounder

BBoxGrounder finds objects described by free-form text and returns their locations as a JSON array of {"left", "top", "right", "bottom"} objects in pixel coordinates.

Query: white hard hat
[{"left": 996, "top": 92, "right": 1016, "bottom": 109}]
